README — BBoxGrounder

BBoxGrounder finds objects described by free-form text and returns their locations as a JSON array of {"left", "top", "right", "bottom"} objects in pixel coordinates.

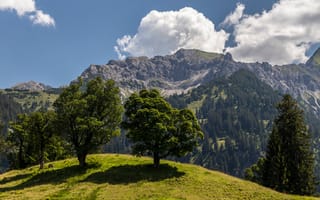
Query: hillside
[
  {"left": 167, "top": 69, "right": 283, "bottom": 176},
  {"left": 0, "top": 154, "right": 317, "bottom": 200},
  {"left": 0, "top": 88, "right": 60, "bottom": 113}
]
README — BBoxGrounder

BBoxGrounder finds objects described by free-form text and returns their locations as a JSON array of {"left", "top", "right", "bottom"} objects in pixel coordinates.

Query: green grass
[
  {"left": 195, "top": 49, "right": 222, "bottom": 60},
  {"left": 0, "top": 154, "right": 318, "bottom": 200}
]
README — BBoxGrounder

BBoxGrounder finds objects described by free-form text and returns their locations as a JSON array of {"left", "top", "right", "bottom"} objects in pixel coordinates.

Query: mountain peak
[
  {"left": 11, "top": 81, "right": 52, "bottom": 91},
  {"left": 174, "top": 49, "right": 222, "bottom": 61},
  {"left": 306, "top": 47, "right": 320, "bottom": 66}
]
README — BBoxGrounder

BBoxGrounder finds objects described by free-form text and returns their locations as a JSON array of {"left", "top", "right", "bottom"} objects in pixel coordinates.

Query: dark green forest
[{"left": 168, "top": 69, "right": 282, "bottom": 176}]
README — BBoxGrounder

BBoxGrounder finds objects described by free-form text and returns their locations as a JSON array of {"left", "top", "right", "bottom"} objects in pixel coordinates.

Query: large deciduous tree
[
  {"left": 262, "top": 94, "right": 315, "bottom": 195},
  {"left": 122, "top": 89, "right": 203, "bottom": 167},
  {"left": 54, "top": 77, "right": 123, "bottom": 167},
  {"left": 8, "top": 111, "right": 56, "bottom": 169}
]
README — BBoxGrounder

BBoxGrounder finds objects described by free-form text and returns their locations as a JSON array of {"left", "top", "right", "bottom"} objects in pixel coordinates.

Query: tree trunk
[
  {"left": 153, "top": 152, "right": 160, "bottom": 168},
  {"left": 39, "top": 141, "right": 45, "bottom": 169},
  {"left": 39, "top": 149, "right": 44, "bottom": 169},
  {"left": 77, "top": 152, "right": 87, "bottom": 167},
  {"left": 39, "top": 159, "right": 44, "bottom": 169},
  {"left": 18, "top": 140, "right": 25, "bottom": 169}
]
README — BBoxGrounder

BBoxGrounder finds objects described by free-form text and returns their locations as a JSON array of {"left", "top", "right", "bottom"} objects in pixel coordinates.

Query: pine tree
[{"left": 262, "top": 94, "right": 315, "bottom": 195}]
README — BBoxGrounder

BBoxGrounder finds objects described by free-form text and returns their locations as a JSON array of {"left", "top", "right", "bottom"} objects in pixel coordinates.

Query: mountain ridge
[
  {"left": 11, "top": 81, "right": 52, "bottom": 91},
  {"left": 78, "top": 48, "right": 320, "bottom": 118}
]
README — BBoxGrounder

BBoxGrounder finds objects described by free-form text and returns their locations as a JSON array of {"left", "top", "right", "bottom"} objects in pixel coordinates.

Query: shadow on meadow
[
  {"left": 0, "top": 163, "right": 101, "bottom": 192},
  {"left": 84, "top": 163, "right": 185, "bottom": 185},
  {"left": 0, "top": 173, "right": 33, "bottom": 185}
]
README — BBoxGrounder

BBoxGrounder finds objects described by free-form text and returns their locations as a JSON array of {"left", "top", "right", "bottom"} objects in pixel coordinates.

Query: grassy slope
[
  {"left": 0, "top": 89, "right": 59, "bottom": 112},
  {"left": 0, "top": 154, "right": 318, "bottom": 200}
]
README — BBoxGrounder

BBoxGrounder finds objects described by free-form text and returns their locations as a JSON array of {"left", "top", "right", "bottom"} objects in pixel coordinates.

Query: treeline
[
  {"left": 0, "top": 77, "right": 202, "bottom": 170},
  {"left": 168, "top": 69, "right": 282, "bottom": 176},
  {"left": 0, "top": 93, "right": 23, "bottom": 172}
]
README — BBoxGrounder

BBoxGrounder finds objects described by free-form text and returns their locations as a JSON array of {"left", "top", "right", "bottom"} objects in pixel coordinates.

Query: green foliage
[
  {"left": 7, "top": 111, "right": 66, "bottom": 169},
  {"left": 122, "top": 89, "right": 203, "bottom": 167},
  {"left": 244, "top": 157, "right": 265, "bottom": 184},
  {"left": 54, "top": 77, "right": 123, "bottom": 167},
  {"left": 262, "top": 94, "right": 316, "bottom": 195},
  {"left": 168, "top": 69, "right": 281, "bottom": 176}
]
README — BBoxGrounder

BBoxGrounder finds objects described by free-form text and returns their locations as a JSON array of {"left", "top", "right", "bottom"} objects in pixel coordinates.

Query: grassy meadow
[{"left": 0, "top": 154, "right": 318, "bottom": 200}]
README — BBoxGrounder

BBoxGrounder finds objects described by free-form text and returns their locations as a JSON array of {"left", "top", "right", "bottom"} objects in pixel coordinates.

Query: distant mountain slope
[
  {"left": 0, "top": 89, "right": 60, "bottom": 113},
  {"left": 78, "top": 49, "right": 225, "bottom": 96},
  {"left": 12, "top": 81, "right": 52, "bottom": 91},
  {"left": 0, "top": 93, "right": 23, "bottom": 134},
  {"left": 168, "top": 69, "right": 283, "bottom": 176},
  {"left": 307, "top": 48, "right": 320, "bottom": 67},
  {"left": 0, "top": 93, "right": 23, "bottom": 172},
  {"left": 0, "top": 154, "right": 317, "bottom": 200},
  {"left": 78, "top": 48, "right": 320, "bottom": 119}
]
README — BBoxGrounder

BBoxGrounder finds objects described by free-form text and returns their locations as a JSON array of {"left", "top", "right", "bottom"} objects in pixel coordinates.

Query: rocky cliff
[{"left": 78, "top": 48, "right": 320, "bottom": 118}]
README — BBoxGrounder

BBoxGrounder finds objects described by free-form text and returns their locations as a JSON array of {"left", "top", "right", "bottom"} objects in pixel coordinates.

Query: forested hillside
[
  {"left": 0, "top": 93, "right": 23, "bottom": 172},
  {"left": 167, "top": 69, "right": 282, "bottom": 176}
]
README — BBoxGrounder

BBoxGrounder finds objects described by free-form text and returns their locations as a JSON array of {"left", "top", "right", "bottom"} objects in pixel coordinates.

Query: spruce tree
[{"left": 262, "top": 94, "right": 315, "bottom": 195}]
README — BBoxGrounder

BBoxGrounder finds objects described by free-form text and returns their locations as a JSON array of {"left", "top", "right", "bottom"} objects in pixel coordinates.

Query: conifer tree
[{"left": 262, "top": 94, "right": 315, "bottom": 195}]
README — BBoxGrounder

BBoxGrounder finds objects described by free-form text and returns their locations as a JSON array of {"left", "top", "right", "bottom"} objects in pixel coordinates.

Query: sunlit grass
[{"left": 0, "top": 154, "right": 318, "bottom": 200}]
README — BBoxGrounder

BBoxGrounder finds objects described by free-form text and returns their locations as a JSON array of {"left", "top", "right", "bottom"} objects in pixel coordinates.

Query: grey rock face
[
  {"left": 12, "top": 81, "right": 52, "bottom": 91},
  {"left": 78, "top": 48, "right": 320, "bottom": 118}
]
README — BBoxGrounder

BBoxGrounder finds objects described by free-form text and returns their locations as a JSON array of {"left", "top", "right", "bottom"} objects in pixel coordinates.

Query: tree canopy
[
  {"left": 53, "top": 77, "right": 123, "bottom": 167},
  {"left": 122, "top": 89, "right": 203, "bottom": 167},
  {"left": 7, "top": 111, "right": 58, "bottom": 169},
  {"left": 262, "top": 94, "right": 315, "bottom": 195}
]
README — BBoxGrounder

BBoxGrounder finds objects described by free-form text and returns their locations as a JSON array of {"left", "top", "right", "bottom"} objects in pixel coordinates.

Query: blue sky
[{"left": 1, "top": 0, "right": 319, "bottom": 88}]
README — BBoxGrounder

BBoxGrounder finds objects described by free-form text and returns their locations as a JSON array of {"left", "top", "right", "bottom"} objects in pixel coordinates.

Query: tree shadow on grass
[
  {"left": 0, "top": 163, "right": 101, "bottom": 192},
  {"left": 0, "top": 173, "right": 33, "bottom": 185},
  {"left": 84, "top": 164, "right": 185, "bottom": 185}
]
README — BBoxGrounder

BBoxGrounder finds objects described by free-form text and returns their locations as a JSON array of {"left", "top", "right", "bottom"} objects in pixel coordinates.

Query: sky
[{"left": 0, "top": 0, "right": 320, "bottom": 88}]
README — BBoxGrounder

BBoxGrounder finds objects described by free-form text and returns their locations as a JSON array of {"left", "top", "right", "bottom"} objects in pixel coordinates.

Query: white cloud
[
  {"left": 115, "top": 7, "right": 228, "bottom": 59},
  {"left": 29, "top": 10, "right": 55, "bottom": 26},
  {"left": 221, "top": 3, "right": 245, "bottom": 27},
  {"left": 227, "top": 0, "right": 320, "bottom": 65},
  {"left": 0, "top": 0, "right": 55, "bottom": 27}
]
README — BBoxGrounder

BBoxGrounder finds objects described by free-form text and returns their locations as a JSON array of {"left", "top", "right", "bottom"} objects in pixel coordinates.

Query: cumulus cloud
[
  {"left": 227, "top": 0, "right": 320, "bottom": 65},
  {"left": 221, "top": 3, "right": 245, "bottom": 27},
  {"left": 0, "top": 0, "right": 55, "bottom": 27},
  {"left": 29, "top": 10, "right": 55, "bottom": 26},
  {"left": 115, "top": 7, "right": 229, "bottom": 59}
]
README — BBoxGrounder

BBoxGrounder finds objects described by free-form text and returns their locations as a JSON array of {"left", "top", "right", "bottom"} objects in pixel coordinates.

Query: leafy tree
[
  {"left": 262, "top": 94, "right": 315, "bottom": 195},
  {"left": 7, "top": 114, "right": 30, "bottom": 169},
  {"left": 54, "top": 77, "right": 123, "bottom": 167},
  {"left": 7, "top": 111, "right": 57, "bottom": 169},
  {"left": 27, "top": 111, "right": 56, "bottom": 169},
  {"left": 122, "top": 89, "right": 203, "bottom": 167},
  {"left": 244, "top": 157, "right": 265, "bottom": 184}
]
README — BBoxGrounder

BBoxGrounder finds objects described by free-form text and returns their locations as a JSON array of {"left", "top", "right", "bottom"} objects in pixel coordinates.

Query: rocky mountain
[
  {"left": 78, "top": 48, "right": 320, "bottom": 119},
  {"left": 11, "top": 81, "right": 52, "bottom": 91}
]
